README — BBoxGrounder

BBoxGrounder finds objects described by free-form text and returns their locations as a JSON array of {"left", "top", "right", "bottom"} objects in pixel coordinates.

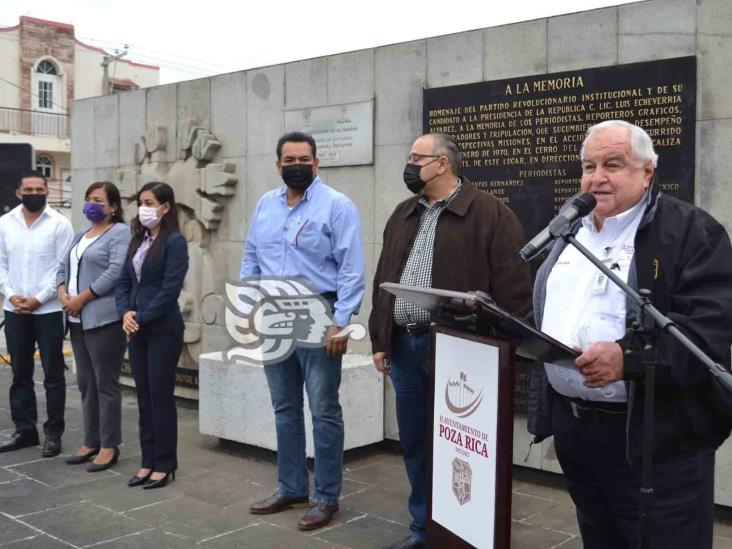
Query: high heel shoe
[
  {"left": 142, "top": 470, "right": 175, "bottom": 490},
  {"left": 128, "top": 470, "right": 152, "bottom": 487},
  {"left": 65, "top": 448, "right": 99, "bottom": 465},
  {"left": 87, "top": 447, "right": 120, "bottom": 472}
]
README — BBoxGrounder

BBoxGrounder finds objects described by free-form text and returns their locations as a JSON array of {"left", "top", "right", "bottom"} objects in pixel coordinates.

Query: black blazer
[{"left": 116, "top": 231, "right": 189, "bottom": 326}]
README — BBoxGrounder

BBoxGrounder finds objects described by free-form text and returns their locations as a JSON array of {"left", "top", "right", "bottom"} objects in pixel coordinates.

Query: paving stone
[
  {"left": 522, "top": 502, "right": 580, "bottom": 535},
  {"left": 123, "top": 495, "right": 257, "bottom": 542},
  {"left": 340, "top": 486, "right": 411, "bottom": 528},
  {"left": 8, "top": 455, "right": 119, "bottom": 489},
  {"left": 511, "top": 492, "right": 558, "bottom": 521},
  {"left": 0, "top": 348, "right": 730, "bottom": 547},
  {"left": 316, "top": 514, "right": 407, "bottom": 548},
  {"left": 0, "top": 513, "right": 38, "bottom": 545},
  {"left": 21, "top": 502, "right": 148, "bottom": 547},
  {"left": 553, "top": 536, "right": 584, "bottom": 548},
  {"left": 510, "top": 520, "right": 573, "bottom": 549},
  {"left": 3, "top": 534, "right": 72, "bottom": 548},
  {"left": 92, "top": 527, "right": 198, "bottom": 548},
  {"left": 512, "top": 480, "right": 574, "bottom": 505},
  {"left": 0, "top": 478, "right": 83, "bottom": 517},
  {"left": 200, "top": 522, "right": 344, "bottom": 548},
  {"left": 0, "top": 468, "right": 21, "bottom": 484},
  {"left": 0, "top": 447, "right": 46, "bottom": 468},
  {"left": 69, "top": 472, "right": 184, "bottom": 513}
]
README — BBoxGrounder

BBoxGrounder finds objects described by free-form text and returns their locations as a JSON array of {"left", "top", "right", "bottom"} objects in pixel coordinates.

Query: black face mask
[
  {"left": 21, "top": 194, "right": 46, "bottom": 213},
  {"left": 281, "top": 164, "right": 315, "bottom": 191},
  {"left": 403, "top": 158, "right": 440, "bottom": 194}
]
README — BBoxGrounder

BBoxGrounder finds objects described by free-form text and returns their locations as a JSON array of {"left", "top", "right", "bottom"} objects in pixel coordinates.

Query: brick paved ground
[{"left": 0, "top": 356, "right": 730, "bottom": 548}]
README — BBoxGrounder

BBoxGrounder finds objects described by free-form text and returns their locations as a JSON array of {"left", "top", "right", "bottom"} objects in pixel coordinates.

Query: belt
[
  {"left": 395, "top": 323, "right": 430, "bottom": 337},
  {"left": 556, "top": 393, "right": 627, "bottom": 424}
]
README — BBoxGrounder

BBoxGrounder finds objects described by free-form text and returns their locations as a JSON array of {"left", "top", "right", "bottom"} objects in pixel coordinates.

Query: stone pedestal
[{"left": 199, "top": 352, "right": 383, "bottom": 456}]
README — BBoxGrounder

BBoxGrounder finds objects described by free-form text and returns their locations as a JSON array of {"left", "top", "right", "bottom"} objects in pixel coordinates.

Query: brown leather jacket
[{"left": 369, "top": 179, "right": 533, "bottom": 355}]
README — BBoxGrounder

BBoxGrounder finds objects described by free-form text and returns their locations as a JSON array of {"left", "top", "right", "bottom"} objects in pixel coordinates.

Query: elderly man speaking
[{"left": 528, "top": 120, "right": 732, "bottom": 549}]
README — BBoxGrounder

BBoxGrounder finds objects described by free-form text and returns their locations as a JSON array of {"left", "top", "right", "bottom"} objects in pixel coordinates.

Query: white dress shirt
[
  {"left": 542, "top": 195, "right": 647, "bottom": 402},
  {"left": 0, "top": 204, "right": 74, "bottom": 315}
]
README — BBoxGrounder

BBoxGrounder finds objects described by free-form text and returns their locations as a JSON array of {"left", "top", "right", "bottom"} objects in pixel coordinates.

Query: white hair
[{"left": 580, "top": 120, "right": 658, "bottom": 168}]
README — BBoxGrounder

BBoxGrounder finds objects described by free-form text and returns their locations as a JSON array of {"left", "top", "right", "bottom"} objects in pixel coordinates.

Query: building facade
[{"left": 0, "top": 16, "right": 158, "bottom": 213}]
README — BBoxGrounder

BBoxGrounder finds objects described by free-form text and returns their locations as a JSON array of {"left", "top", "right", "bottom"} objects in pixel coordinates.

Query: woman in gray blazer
[{"left": 57, "top": 182, "right": 131, "bottom": 471}]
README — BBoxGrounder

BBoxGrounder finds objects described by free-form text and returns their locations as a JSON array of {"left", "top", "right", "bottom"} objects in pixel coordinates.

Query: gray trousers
[{"left": 69, "top": 321, "right": 126, "bottom": 448}]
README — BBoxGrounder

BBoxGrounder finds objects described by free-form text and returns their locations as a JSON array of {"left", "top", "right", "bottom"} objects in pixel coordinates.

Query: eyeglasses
[{"left": 407, "top": 153, "right": 443, "bottom": 163}]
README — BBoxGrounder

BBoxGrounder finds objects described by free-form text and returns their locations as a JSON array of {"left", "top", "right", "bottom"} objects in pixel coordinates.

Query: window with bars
[
  {"left": 38, "top": 81, "right": 54, "bottom": 110},
  {"left": 36, "top": 155, "right": 53, "bottom": 179}
]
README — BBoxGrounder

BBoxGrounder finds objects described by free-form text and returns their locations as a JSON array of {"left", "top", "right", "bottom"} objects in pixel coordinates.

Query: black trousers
[
  {"left": 4, "top": 311, "right": 66, "bottom": 437},
  {"left": 552, "top": 393, "right": 715, "bottom": 549},
  {"left": 128, "top": 314, "right": 183, "bottom": 473}
]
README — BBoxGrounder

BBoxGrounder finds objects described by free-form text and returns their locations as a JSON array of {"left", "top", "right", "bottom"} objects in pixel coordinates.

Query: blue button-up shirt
[{"left": 240, "top": 176, "right": 365, "bottom": 327}]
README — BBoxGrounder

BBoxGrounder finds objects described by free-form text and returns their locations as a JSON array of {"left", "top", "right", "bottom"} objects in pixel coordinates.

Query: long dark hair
[
  {"left": 84, "top": 181, "right": 124, "bottom": 223},
  {"left": 127, "top": 181, "right": 180, "bottom": 261}
]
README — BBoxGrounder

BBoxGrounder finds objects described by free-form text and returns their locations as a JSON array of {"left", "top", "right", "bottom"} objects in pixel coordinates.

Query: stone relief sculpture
[{"left": 118, "top": 119, "right": 238, "bottom": 372}]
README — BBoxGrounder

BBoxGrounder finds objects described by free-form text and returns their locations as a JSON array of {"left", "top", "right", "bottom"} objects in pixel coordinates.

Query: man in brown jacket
[{"left": 370, "top": 133, "right": 532, "bottom": 549}]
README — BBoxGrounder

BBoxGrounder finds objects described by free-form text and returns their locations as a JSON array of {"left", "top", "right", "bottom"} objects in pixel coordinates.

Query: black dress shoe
[
  {"left": 65, "top": 448, "right": 99, "bottom": 465},
  {"left": 0, "top": 431, "right": 39, "bottom": 453},
  {"left": 41, "top": 437, "right": 62, "bottom": 458},
  {"left": 128, "top": 471, "right": 152, "bottom": 487},
  {"left": 383, "top": 535, "right": 427, "bottom": 549},
  {"left": 87, "top": 448, "right": 120, "bottom": 472},
  {"left": 142, "top": 471, "right": 175, "bottom": 490}
]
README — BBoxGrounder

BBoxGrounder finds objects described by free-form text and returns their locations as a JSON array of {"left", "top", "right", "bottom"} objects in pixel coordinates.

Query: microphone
[{"left": 519, "top": 192, "right": 597, "bottom": 261}]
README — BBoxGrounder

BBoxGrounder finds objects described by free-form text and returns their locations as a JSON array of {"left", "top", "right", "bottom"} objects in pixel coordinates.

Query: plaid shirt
[{"left": 393, "top": 181, "right": 462, "bottom": 326}]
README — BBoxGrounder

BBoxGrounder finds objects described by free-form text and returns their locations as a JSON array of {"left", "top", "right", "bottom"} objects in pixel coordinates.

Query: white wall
[
  {"left": 0, "top": 29, "right": 20, "bottom": 109},
  {"left": 74, "top": 43, "right": 159, "bottom": 100}
]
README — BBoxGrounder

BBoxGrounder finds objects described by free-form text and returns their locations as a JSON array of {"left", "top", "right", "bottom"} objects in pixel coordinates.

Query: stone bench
[{"left": 199, "top": 352, "right": 384, "bottom": 456}]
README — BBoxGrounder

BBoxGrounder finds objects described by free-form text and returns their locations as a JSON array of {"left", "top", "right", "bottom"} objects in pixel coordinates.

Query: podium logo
[
  {"left": 223, "top": 277, "right": 365, "bottom": 365},
  {"left": 445, "top": 372, "right": 484, "bottom": 418},
  {"left": 452, "top": 457, "right": 472, "bottom": 505}
]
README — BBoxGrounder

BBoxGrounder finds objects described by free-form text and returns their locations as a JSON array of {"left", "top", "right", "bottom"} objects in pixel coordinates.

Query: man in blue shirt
[{"left": 241, "top": 131, "right": 365, "bottom": 531}]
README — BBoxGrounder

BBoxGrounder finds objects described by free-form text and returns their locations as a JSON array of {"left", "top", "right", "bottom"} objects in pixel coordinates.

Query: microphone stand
[{"left": 551, "top": 221, "right": 732, "bottom": 549}]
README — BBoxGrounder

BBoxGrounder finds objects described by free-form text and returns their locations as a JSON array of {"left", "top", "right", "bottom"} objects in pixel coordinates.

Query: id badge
[{"left": 591, "top": 272, "right": 608, "bottom": 295}]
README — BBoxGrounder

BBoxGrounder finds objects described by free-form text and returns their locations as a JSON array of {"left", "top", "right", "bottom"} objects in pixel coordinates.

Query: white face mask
[{"left": 138, "top": 205, "right": 162, "bottom": 229}]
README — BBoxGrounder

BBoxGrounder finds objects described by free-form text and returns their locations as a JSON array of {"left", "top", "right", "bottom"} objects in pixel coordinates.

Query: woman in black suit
[{"left": 116, "top": 182, "right": 188, "bottom": 490}]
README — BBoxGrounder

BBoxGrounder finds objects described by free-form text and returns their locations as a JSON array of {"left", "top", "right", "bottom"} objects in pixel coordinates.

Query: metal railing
[{"left": 0, "top": 106, "right": 69, "bottom": 138}]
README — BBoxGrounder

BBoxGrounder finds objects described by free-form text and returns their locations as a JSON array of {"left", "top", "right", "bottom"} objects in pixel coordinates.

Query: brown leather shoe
[
  {"left": 249, "top": 492, "right": 310, "bottom": 515},
  {"left": 297, "top": 503, "right": 339, "bottom": 531}
]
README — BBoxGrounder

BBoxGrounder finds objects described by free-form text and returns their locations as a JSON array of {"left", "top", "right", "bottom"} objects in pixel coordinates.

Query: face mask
[
  {"left": 281, "top": 164, "right": 314, "bottom": 191},
  {"left": 138, "top": 205, "right": 161, "bottom": 229},
  {"left": 83, "top": 202, "right": 107, "bottom": 223},
  {"left": 22, "top": 194, "right": 46, "bottom": 213},
  {"left": 403, "top": 157, "right": 441, "bottom": 194}
]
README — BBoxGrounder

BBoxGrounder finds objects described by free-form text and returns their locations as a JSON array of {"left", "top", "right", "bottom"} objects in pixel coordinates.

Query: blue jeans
[
  {"left": 263, "top": 345, "right": 343, "bottom": 506},
  {"left": 390, "top": 329, "right": 430, "bottom": 541}
]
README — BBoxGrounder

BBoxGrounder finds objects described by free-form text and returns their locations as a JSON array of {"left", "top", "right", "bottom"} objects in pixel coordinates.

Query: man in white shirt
[
  {"left": 528, "top": 121, "right": 732, "bottom": 548},
  {"left": 0, "top": 172, "right": 74, "bottom": 457}
]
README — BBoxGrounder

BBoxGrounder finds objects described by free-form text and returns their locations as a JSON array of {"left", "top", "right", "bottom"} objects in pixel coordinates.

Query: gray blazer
[{"left": 57, "top": 223, "right": 132, "bottom": 330}]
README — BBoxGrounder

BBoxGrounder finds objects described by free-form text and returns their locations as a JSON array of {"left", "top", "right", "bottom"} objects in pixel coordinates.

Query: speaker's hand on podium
[
  {"left": 575, "top": 342, "right": 624, "bottom": 388},
  {"left": 373, "top": 352, "right": 390, "bottom": 375}
]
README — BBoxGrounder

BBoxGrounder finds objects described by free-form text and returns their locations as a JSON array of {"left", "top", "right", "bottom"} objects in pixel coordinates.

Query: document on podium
[{"left": 380, "top": 283, "right": 579, "bottom": 368}]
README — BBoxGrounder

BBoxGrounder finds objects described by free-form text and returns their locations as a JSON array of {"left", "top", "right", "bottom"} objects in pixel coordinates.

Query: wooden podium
[
  {"left": 380, "top": 283, "right": 577, "bottom": 548},
  {"left": 426, "top": 325, "right": 514, "bottom": 549}
]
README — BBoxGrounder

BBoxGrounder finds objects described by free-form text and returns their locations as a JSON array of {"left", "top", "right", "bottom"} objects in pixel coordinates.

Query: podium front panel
[{"left": 427, "top": 325, "right": 514, "bottom": 548}]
